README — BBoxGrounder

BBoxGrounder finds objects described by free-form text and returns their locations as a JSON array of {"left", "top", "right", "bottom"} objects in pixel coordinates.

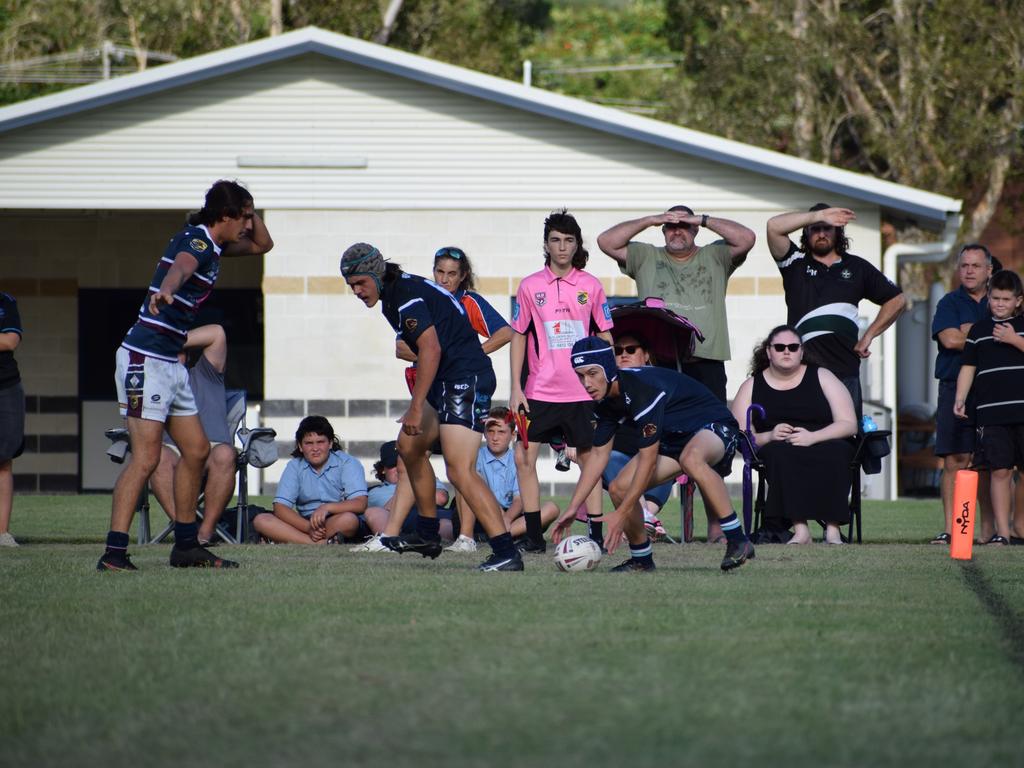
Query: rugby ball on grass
[{"left": 553, "top": 535, "right": 603, "bottom": 572}]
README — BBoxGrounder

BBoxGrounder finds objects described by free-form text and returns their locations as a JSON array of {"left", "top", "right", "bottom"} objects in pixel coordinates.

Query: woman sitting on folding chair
[{"left": 730, "top": 325, "right": 858, "bottom": 545}]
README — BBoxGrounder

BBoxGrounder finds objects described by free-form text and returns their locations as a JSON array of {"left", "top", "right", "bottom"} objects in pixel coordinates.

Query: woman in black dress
[{"left": 731, "top": 325, "right": 858, "bottom": 544}]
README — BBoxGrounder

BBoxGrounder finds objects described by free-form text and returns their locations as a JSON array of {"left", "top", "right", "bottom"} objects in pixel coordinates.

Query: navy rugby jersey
[
  {"left": 121, "top": 225, "right": 221, "bottom": 361},
  {"left": 777, "top": 242, "right": 901, "bottom": 378},
  {"left": 593, "top": 366, "right": 735, "bottom": 450},
  {"left": 0, "top": 292, "right": 22, "bottom": 389},
  {"left": 382, "top": 273, "right": 491, "bottom": 381}
]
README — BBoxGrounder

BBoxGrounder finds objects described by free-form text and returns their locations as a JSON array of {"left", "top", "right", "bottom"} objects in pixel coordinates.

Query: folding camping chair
[
  {"left": 741, "top": 413, "right": 892, "bottom": 544},
  {"left": 104, "top": 389, "right": 278, "bottom": 544}
]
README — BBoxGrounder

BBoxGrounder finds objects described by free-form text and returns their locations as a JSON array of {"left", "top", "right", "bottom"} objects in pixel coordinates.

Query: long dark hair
[
  {"left": 543, "top": 209, "right": 589, "bottom": 270},
  {"left": 799, "top": 225, "right": 851, "bottom": 258},
  {"left": 291, "top": 415, "right": 343, "bottom": 457},
  {"left": 187, "top": 180, "right": 252, "bottom": 226},
  {"left": 433, "top": 246, "right": 476, "bottom": 292}
]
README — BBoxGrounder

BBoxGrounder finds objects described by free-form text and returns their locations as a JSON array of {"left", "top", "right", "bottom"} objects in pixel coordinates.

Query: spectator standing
[
  {"left": 930, "top": 244, "right": 993, "bottom": 544},
  {"left": 954, "top": 270, "right": 1024, "bottom": 545},
  {"left": 0, "top": 291, "right": 24, "bottom": 547},
  {"left": 596, "top": 205, "right": 755, "bottom": 401},
  {"left": 766, "top": 204, "right": 906, "bottom": 417}
]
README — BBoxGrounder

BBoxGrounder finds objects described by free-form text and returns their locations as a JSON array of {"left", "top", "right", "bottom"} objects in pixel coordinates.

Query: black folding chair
[{"left": 104, "top": 390, "right": 277, "bottom": 544}]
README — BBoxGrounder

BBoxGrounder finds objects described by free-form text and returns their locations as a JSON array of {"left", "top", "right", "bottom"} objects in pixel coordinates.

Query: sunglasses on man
[
  {"left": 663, "top": 222, "right": 694, "bottom": 232},
  {"left": 771, "top": 343, "right": 801, "bottom": 352}
]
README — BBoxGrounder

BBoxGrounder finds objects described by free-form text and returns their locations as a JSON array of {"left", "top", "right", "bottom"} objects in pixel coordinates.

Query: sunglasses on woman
[
  {"left": 614, "top": 344, "right": 643, "bottom": 355},
  {"left": 434, "top": 247, "right": 465, "bottom": 261},
  {"left": 771, "top": 343, "right": 801, "bottom": 352}
]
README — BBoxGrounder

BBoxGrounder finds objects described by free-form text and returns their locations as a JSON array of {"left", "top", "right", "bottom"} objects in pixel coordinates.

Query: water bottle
[{"left": 862, "top": 414, "right": 878, "bottom": 433}]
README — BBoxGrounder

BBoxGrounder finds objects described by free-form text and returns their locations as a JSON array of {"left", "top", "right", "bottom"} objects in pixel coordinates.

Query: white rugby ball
[{"left": 553, "top": 535, "right": 603, "bottom": 572}]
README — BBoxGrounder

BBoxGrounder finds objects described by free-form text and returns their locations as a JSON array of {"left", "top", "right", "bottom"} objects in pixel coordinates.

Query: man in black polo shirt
[{"left": 766, "top": 203, "right": 906, "bottom": 417}]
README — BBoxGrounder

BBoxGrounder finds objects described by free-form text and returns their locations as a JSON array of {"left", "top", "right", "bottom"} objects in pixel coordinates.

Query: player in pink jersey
[{"left": 509, "top": 210, "right": 614, "bottom": 553}]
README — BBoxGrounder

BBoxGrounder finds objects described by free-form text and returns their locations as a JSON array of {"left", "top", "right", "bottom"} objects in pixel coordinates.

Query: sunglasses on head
[
  {"left": 771, "top": 343, "right": 801, "bottom": 352},
  {"left": 614, "top": 344, "right": 643, "bottom": 355},
  {"left": 434, "top": 247, "right": 465, "bottom": 261}
]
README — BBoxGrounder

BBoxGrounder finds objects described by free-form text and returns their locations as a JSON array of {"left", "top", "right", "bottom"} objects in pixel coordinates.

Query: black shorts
[
  {"left": 934, "top": 380, "right": 976, "bottom": 457},
  {"left": 427, "top": 369, "right": 495, "bottom": 433},
  {"left": 401, "top": 504, "right": 455, "bottom": 534},
  {"left": 975, "top": 423, "right": 1024, "bottom": 471},
  {"left": 0, "top": 382, "right": 25, "bottom": 462},
  {"left": 660, "top": 419, "right": 738, "bottom": 478},
  {"left": 524, "top": 399, "right": 595, "bottom": 449}
]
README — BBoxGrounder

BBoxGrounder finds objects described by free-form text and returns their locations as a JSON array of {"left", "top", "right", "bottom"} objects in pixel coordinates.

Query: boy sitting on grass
[{"left": 955, "top": 269, "right": 1024, "bottom": 545}]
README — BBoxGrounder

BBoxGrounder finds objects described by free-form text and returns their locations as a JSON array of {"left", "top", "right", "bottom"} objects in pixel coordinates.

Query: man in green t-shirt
[{"left": 597, "top": 205, "right": 755, "bottom": 401}]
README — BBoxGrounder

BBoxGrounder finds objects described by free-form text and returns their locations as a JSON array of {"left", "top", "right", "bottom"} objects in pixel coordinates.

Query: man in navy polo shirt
[
  {"left": 766, "top": 203, "right": 906, "bottom": 417},
  {"left": 930, "top": 244, "right": 994, "bottom": 543}
]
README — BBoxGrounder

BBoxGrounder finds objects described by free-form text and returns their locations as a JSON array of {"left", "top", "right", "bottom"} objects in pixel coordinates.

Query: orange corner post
[{"left": 950, "top": 470, "right": 978, "bottom": 560}]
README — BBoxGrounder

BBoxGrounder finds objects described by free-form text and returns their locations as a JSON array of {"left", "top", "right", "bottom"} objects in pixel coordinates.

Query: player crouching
[{"left": 550, "top": 337, "right": 754, "bottom": 572}]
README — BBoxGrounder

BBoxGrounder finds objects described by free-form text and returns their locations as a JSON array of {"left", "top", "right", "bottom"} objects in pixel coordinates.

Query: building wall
[
  {"left": 259, "top": 204, "right": 882, "bottom": 494},
  {"left": 0, "top": 211, "right": 261, "bottom": 492}
]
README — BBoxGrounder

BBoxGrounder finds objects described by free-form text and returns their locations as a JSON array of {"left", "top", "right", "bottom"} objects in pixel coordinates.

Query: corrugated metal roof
[{"left": 0, "top": 26, "right": 960, "bottom": 226}]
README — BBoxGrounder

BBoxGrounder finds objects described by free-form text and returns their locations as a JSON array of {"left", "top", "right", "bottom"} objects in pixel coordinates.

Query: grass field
[{"left": 2, "top": 494, "right": 1022, "bottom": 768}]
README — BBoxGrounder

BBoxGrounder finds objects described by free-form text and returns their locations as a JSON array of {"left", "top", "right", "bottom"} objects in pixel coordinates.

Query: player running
[{"left": 340, "top": 243, "right": 522, "bottom": 572}]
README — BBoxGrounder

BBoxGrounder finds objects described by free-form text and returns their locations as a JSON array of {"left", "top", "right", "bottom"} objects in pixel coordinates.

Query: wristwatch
[{"left": 701, "top": 214, "right": 708, "bottom": 227}]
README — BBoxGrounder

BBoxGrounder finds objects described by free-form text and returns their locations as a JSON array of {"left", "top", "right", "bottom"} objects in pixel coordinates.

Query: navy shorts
[
  {"left": 934, "top": 380, "right": 976, "bottom": 457},
  {"left": 524, "top": 399, "right": 595, "bottom": 449},
  {"left": 660, "top": 420, "right": 738, "bottom": 478},
  {"left": 975, "top": 423, "right": 1024, "bottom": 471},
  {"left": 427, "top": 369, "right": 495, "bottom": 433},
  {"left": 0, "top": 382, "right": 25, "bottom": 462}
]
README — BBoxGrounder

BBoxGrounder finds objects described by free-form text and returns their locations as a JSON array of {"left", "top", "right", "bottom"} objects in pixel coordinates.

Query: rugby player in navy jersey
[
  {"left": 550, "top": 336, "right": 755, "bottom": 572},
  {"left": 340, "top": 243, "right": 522, "bottom": 571},
  {"left": 98, "top": 181, "right": 274, "bottom": 571}
]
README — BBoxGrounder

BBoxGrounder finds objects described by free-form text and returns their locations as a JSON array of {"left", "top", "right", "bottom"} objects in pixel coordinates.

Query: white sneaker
[
  {"left": 444, "top": 535, "right": 477, "bottom": 552},
  {"left": 0, "top": 532, "right": 18, "bottom": 547},
  {"left": 350, "top": 534, "right": 391, "bottom": 553}
]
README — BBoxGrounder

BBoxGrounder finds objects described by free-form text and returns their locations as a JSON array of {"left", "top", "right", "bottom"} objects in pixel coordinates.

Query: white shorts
[{"left": 115, "top": 346, "right": 197, "bottom": 422}]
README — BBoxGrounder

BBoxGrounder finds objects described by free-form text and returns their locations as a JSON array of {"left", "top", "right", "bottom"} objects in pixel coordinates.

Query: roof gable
[{"left": 0, "top": 26, "right": 960, "bottom": 227}]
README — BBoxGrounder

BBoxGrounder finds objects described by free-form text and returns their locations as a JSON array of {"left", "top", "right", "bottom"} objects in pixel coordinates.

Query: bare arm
[
  {"left": 222, "top": 212, "right": 274, "bottom": 257},
  {"left": 704, "top": 215, "right": 756, "bottom": 265},
  {"left": 481, "top": 325, "right": 513, "bottom": 355},
  {"left": 509, "top": 331, "right": 528, "bottom": 414},
  {"left": 729, "top": 377, "right": 777, "bottom": 445},
  {"left": 396, "top": 339, "right": 417, "bottom": 362},
  {"left": 597, "top": 213, "right": 681, "bottom": 265},
  {"left": 0, "top": 331, "right": 20, "bottom": 352},
  {"left": 550, "top": 439, "right": 613, "bottom": 543},
  {"left": 149, "top": 252, "right": 199, "bottom": 315},
  {"left": 809, "top": 368, "right": 858, "bottom": 442},
  {"left": 272, "top": 501, "right": 314, "bottom": 535},
  {"left": 954, "top": 365, "right": 977, "bottom": 418},
  {"left": 936, "top": 322, "right": 974, "bottom": 352},
  {"left": 766, "top": 207, "right": 856, "bottom": 260},
  {"left": 184, "top": 324, "right": 227, "bottom": 372},
  {"left": 400, "top": 326, "right": 441, "bottom": 435},
  {"left": 854, "top": 293, "right": 907, "bottom": 358}
]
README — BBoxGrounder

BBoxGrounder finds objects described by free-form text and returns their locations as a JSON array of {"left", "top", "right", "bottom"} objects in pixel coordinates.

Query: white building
[{"left": 0, "top": 27, "right": 961, "bottom": 497}]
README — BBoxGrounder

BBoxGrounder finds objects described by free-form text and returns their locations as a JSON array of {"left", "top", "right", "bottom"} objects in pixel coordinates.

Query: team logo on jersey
[
  {"left": 840, "top": 268, "right": 852, "bottom": 280},
  {"left": 806, "top": 267, "right": 817, "bottom": 276},
  {"left": 405, "top": 318, "right": 418, "bottom": 332},
  {"left": 642, "top": 423, "right": 658, "bottom": 438},
  {"left": 534, "top": 292, "right": 547, "bottom": 307},
  {"left": 151, "top": 394, "right": 161, "bottom": 403},
  {"left": 129, "top": 395, "right": 140, "bottom": 410},
  {"left": 190, "top": 238, "right": 209, "bottom": 253},
  {"left": 602, "top": 302, "right": 611, "bottom": 321},
  {"left": 577, "top": 291, "right": 589, "bottom": 306},
  {"left": 512, "top": 300, "right": 520, "bottom": 321}
]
